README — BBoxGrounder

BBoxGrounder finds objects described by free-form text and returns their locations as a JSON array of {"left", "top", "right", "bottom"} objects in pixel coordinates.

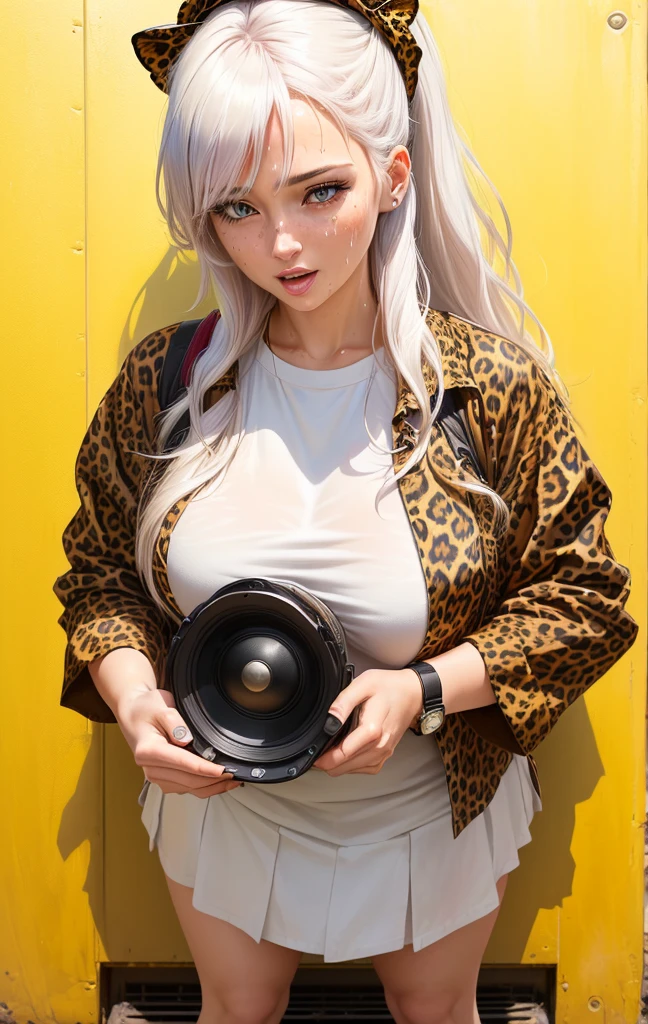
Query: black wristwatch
[{"left": 406, "top": 661, "right": 445, "bottom": 735}]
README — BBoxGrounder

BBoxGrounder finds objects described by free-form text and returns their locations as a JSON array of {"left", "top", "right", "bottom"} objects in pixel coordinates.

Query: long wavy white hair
[{"left": 135, "top": 0, "right": 571, "bottom": 613}]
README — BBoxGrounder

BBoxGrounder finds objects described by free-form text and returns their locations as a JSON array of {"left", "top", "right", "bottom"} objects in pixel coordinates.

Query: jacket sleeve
[
  {"left": 460, "top": 354, "right": 639, "bottom": 755},
  {"left": 53, "top": 341, "right": 174, "bottom": 724}
]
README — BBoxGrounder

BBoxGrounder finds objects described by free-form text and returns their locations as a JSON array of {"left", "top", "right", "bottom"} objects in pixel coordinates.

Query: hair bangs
[{"left": 175, "top": 47, "right": 297, "bottom": 226}]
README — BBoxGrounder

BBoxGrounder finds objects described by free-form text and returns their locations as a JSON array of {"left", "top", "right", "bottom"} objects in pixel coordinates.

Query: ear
[{"left": 378, "top": 146, "right": 412, "bottom": 214}]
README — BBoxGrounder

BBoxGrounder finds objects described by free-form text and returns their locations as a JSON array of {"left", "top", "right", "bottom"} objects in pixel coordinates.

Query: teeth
[{"left": 283, "top": 272, "right": 309, "bottom": 280}]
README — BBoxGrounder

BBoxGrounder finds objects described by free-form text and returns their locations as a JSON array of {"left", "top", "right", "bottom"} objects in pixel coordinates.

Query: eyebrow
[
  {"left": 217, "top": 162, "right": 355, "bottom": 207},
  {"left": 278, "top": 162, "right": 354, "bottom": 188}
]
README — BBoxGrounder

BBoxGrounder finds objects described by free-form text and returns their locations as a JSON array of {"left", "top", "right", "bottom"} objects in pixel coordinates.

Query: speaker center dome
[
  {"left": 241, "top": 660, "right": 272, "bottom": 693},
  {"left": 220, "top": 633, "right": 301, "bottom": 714}
]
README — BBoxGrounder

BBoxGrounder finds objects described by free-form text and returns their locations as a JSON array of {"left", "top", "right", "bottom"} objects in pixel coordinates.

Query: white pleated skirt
[{"left": 138, "top": 743, "right": 541, "bottom": 962}]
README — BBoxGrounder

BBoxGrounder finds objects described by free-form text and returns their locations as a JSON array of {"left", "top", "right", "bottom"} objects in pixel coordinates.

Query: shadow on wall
[
  {"left": 57, "top": 250, "right": 605, "bottom": 962},
  {"left": 57, "top": 250, "right": 217, "bottom": 962},
  {"left": 117, "top": 247, "right": 218, "bottom": 368},
  {"left": 483, "top": 699, "right": 603, "bottom": 960}
]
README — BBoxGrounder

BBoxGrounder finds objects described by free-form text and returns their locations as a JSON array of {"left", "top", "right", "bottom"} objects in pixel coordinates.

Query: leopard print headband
[{"left": 132, "top": 0, "right": 422, "bottom": 100}]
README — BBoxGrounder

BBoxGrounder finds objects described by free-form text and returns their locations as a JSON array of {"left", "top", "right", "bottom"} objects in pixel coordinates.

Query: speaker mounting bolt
[
  {"left": 251, "top": 767, "right": 266, "bottom": 778},
  {"left": 308, "top": 747, "right": 316, "bottom": 756},
  {"left": 287, "top": 767, "right": 297, "bottom": 776},
  {"left": 202, "top": 747, "right": 217, "bottom": 761}
]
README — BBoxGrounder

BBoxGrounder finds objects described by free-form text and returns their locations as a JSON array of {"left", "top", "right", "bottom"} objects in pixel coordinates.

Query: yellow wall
[{"left": 1, "top": 1, "right": 645, "bottom": 1022}]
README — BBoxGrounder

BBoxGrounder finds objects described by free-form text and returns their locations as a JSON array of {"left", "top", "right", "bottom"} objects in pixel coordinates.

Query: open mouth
[{"left": 278, "top": 270, "right": 318, "bottom": 295}]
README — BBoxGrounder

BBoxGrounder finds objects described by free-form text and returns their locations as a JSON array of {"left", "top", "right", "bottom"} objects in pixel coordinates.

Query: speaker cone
[{"left": 166, "top": 578, "right": 356, "bottom": 783}]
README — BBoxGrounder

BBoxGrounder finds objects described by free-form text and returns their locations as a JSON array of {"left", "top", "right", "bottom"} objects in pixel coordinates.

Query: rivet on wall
[{"left": 607, "top": 11, "right": 628, "bottom": 29}]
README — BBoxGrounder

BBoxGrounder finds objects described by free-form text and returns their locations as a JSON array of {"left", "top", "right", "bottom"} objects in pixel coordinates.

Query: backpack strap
[
  {"left": 158, "top": 312, "right": 221, "bottom": 450},
  {"left": 159, "top": 316, "right": 487, "bottom": 483},
  {"left": 158, "top": 318, "right": 203, "bottom": 412},
  {"left": 159, "top": 310, "right": 222, "bottom": 410}
]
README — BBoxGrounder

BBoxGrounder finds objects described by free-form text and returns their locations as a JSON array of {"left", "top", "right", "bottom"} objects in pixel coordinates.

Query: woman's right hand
[{"left": 116, "top": 686, "right": 242, "bottom": 798}]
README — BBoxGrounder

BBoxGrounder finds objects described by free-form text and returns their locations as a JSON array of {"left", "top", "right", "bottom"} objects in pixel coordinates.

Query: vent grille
[
  {"left": 105, "top": 966, "right": 552, "bottom": 1024},
  {"left": 287, "top": 985, "right": 391, "bottom": 1019}
]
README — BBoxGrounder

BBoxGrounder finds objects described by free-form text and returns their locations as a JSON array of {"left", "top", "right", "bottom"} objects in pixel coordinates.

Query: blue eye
[
  {"left": 306, "top": 185, "right": 338, "bottom": 204},
  {"left": 304, "top": 181, "right": 350, "bottom": 206},
  {"left": 218, "top": 200, "right": 255, "bottom": 223}
]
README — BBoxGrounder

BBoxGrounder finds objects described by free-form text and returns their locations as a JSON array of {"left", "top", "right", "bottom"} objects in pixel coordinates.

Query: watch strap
[{"left": 406, "top": 661, "right": 444, "bottom": 733}]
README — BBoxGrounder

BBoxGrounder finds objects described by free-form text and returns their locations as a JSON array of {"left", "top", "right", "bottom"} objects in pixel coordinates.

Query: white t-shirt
[{"left": 166, "top": 334, "right": 449, "bottom": 843}]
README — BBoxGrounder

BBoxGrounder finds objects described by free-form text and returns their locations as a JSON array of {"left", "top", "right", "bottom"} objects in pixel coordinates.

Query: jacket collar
[
  {"left": 392, "top": 355, "right": 480, "bottom": 422},
  {"left": 393, "top": 307, "right": 483, "bottom": 420}
]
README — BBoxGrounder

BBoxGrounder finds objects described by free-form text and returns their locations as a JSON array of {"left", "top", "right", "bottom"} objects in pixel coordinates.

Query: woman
[{"left": 53, "top": 1, "right": 639, "bottom": 1021}]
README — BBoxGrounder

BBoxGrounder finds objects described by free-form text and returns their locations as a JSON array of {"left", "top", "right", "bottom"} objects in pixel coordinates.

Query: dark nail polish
[{"left": 324, "top": 714, "right": 343, "bottom": 736}]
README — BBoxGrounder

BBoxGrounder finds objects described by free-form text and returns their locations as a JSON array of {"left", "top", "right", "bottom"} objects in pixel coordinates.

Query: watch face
[{"left": 420, "top": 709, "right": 444, "bottom": 735}]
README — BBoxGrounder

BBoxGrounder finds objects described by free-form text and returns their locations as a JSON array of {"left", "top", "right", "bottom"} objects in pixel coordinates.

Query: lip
[
  {"left": 278, "top": 270, "right": 318, "bottom": 296},
  {"left": 276, "top": 266, "right": 313, "bottom": 279}
]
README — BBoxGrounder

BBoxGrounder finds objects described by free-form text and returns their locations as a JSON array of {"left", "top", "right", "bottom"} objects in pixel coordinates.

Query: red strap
[{"left": 180, "top": 309, "right": 222, "bottom": 387}]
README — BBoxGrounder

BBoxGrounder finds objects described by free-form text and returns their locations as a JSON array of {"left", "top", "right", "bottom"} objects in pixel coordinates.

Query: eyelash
[{"left": 212, "top": 180, "right": 351, "bottom": 224}]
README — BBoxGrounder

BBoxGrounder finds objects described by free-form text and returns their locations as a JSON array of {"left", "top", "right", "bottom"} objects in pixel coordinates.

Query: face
[{"left": 208, "top": 97, "right": 409, "bottom": 310}]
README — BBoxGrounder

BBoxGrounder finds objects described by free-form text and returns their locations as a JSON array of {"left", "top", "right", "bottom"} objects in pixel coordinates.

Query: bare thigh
[
  {"left": 164, "top": 872, "right": 302, "bottom": 1024},
  {"left": 371, "top": 874, "right": 509, "bottom": 1024}
]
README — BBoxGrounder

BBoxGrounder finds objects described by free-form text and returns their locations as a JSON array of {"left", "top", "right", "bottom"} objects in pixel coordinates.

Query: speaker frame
[{"left": 165, "top": 578, "right": 357, "bottom": 783}]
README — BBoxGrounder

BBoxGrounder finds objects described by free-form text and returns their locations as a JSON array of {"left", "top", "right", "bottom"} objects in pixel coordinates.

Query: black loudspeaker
[{"left": 166, "top": 578, "right": 357, "bottom": 783}]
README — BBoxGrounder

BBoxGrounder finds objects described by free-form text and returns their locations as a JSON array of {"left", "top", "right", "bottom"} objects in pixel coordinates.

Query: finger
[
  {"left": 136, "top": 735, "right": 234, "bottom": 779},
  {"left": 326, "top": 752, "right": 391, "bottom": 776},
  {"left": 154, "top": 775, "right": 242, "bottom": 794},
  {"left": 315, "top": 709, "right": 389, "bottom": 769},
  {"left": 158, "top": 779, "right": 243, "bottom": 798},
  {"left": 145, "top": 764, "right": 239, "bottom": 788},
  {"left": 314, "top": 728, "right": 375, "bottom": 770},
  {"left": 154, "top": 706, "right": 195, "bottom": 747},
  {"left": 192, "top": 780, "right": 243, "bottom": 798},
  {"left": 156, "top": 688, "right": 179, "bottom": 709},
  {"left": 326, "top": 676, "right": 372, "bottom": 728}
]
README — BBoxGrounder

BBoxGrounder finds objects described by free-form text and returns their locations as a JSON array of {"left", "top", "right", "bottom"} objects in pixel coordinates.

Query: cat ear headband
[{"left": 132, "top": 0, "right": 422, "bottom": 100}]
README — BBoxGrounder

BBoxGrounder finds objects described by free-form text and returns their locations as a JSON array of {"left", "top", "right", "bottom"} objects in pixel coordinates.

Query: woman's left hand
[{"left": 312, "top": 668, "right": 423, "bottom": 776}]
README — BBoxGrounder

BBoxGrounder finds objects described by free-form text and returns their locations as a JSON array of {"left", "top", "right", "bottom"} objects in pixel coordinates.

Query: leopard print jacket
[{"left": 52, "top": 308, "right": 639, "bottom": 838}]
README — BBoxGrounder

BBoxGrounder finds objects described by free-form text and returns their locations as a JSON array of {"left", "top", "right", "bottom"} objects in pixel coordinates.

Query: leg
[
  {"left": 164, "top": 873, "right": 302, "bottom": 1024},
  {"left": 372, "top": 874, "right": 509, "bottom": 1024}
]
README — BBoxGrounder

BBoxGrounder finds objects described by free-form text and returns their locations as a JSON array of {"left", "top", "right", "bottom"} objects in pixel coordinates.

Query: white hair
[{"left": 135, "top": 0, "right": 571, "bottom": 614}]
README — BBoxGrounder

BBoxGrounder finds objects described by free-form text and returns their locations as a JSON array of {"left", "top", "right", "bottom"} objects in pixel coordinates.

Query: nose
[{"left": 272, "top": 220, "right": 302, "bottom": 262}]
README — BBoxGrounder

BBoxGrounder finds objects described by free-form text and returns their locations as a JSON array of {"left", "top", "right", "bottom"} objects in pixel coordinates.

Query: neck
[{"left": 267, "top": 255, "right": 384, "bottom": 369}]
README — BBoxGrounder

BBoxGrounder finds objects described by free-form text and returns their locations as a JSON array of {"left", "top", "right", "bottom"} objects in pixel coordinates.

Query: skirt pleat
[
  {"left": 138, "top": 753, "right": 541, "bottom": 961},
  {"left": 320, "top": 833, "right": 410, "bottom": 961},
  {"left": 192, "top": 796, "right": 281, "bottom": 943},
  {"left": 408, "top": 755, "right": 541, "bottom": 952},
  {"left": 261, "top": 829, "right": 338, "bottom": 953}
]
